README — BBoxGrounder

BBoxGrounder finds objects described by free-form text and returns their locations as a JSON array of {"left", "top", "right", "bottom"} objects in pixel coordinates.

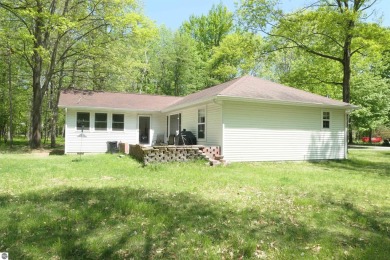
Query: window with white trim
[
  {"left": 112, "top": 114, "right": 124, "bottom": 131},
  {"left": 77, "top": 112, "right": 90, "bottom": 130},
  {"left": 198, "top": 108, "right": 206, "bottom": 139},
  {"left": 95, "top": 113, "right": 107, "bottom": 131},
  {"left": 322, "top": 111, "right": 330, "bottom": 129}
]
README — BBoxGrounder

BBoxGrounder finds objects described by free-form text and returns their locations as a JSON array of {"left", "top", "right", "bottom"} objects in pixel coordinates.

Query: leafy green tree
[
  {"left": 147, "top": 27, "right": 205, "bottom": 96},
  {"left": 170, "top": 32, "right": 202, "bottom": 95},
  {"left": 0, "top": 8, "right": 31, "bottom": 145},
  {"left": 351, "top": 74, "right": 390, "bottom": 141},
  {"left": 181, "top": 3, "right": 233, "bottom": 56},
  {"left": 0, "top": 0, "right": 150, "bottom": 148},
  {"left": 208, "top": 32, "right": 263, "bottom": 83},
  {"left": 238, "top": 0, "right": 385, "bottom": 104},
  {"left": 262, "top": 46, "right": 343, "bottom": 99}
]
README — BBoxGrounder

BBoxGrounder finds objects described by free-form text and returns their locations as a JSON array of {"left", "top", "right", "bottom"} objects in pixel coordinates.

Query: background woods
[{"left": 0, "top": 0, "right": 389, "bottom": 149}]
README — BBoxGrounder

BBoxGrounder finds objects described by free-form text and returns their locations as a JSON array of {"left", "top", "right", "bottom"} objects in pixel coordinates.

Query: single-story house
[{"left": 58, "top": 75, "right": 356, "bottom": 161}]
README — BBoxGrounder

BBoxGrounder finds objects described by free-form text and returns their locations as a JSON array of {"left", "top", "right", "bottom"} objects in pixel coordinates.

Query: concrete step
[{"left": 209, "top": 159, "right": 221, "bottom": 166}]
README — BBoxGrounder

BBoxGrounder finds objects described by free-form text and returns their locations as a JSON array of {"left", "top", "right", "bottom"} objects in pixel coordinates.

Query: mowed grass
[{"left": 0, "top": 150, "right": 389, "bottom": 259}]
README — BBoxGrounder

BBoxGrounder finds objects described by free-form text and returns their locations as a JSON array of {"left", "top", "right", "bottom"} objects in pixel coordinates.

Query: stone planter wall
[{"left": 129, "top": 145, "right": 218, "bottom": 165}]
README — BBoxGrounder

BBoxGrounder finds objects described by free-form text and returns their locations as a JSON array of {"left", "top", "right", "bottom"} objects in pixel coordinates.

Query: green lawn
[{"left": 0, "top": 150, "right": 389, "bottom": 259}]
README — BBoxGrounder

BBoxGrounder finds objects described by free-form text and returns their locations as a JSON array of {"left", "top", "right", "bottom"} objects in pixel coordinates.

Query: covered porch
[{"left": 121, "top": 144, "right": 224, "bottom": 166}]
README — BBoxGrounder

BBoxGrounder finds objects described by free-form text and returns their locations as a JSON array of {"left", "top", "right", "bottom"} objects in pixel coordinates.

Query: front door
[
  {"left": 169, "top": 114, "right": 181, "bottom": 135},
  {"left": 139, "top": 116, "right": 150, "bottom": 144}
]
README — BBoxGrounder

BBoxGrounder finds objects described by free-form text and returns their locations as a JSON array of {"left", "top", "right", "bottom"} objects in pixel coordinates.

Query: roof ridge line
[{"left": 218, "top": 76, "right": 248, "bottom": 95}]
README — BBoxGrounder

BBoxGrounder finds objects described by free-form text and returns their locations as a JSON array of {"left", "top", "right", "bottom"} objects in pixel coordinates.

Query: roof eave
[
  {"left": 216, "top": 95, "right": 358, "bottom": 110},
  {"left": 58, "top": 104, "right": 162, "bottom": 113}
]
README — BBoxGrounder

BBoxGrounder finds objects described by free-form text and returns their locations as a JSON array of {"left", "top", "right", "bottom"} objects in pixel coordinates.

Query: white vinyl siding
[
  {"left": 64, "top": 109, "right": 162, "bottom": 153},
  {"left": 205, "top": 102, "right": 223, "bottom": 146},
  {"left": 222, "top": 101, "right": 346, "bottom": 162},
  {"left": 151, "top": 113, "right": 166, "bottom": 144},
  {"left": 169, "top": 102, "right": 222, "bottom": 146}
]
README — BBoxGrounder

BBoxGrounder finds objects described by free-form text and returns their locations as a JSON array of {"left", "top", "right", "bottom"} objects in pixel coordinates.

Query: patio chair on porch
[
  {"left": 168, "top": 134, "right": 175, "bottom": 145},
  {"left": 154, "top": 134, "right": 166, "bottom": 145}
]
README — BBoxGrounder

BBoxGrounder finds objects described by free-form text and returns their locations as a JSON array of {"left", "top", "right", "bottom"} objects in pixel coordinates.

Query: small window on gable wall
[
  {"left": 198, "top": 108, "right": 206, "bottom": 139},
  {"left": 322, "top": 111, "right": 330, "bottom": 129}
]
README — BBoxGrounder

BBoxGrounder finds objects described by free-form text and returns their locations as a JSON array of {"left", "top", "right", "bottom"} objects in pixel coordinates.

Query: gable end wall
[{"left": 222, "top": 101, "right": 346, "bottom": 161}]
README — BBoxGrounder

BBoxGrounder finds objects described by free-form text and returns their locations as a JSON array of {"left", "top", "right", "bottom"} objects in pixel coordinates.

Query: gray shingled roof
[
  {"left": 58, "top": 89, "right": 181, "bottom": 111},
  {"left": 164, "top": 75, "right": 353, "bottom": 110},
  {"left": 59, "top": 76, "right": 354, "bottom": 111}
]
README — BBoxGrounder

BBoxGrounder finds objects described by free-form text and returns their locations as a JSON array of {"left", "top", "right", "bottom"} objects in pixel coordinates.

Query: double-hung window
[
  {"left": 77, "top": 112, "right": 90, "bottom": 130},
  {"left": 198, "top": 108, "right": 206, "bottom": 139},
  {"left": 322, "top": 111, "right": 330, "bottom": 129},
  {"left": 95, "top": 113, "right": 107, "bottom": 131},
  {"left": 112, "top": 114, "right": 124, "bottom": 131}
]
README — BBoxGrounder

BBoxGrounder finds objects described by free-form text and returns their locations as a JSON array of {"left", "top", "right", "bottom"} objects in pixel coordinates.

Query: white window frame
[
  {"left": 198, "top": 107, "right": 206, "bottom": 140},
  {"left": 168, "top": 112, "right": 181, "bottom": 137},
  {"left": 138, "top": 115, "right": 152, "bottom": 145},
  {"left": 94, "top": 112, "right": 108, "bottom": 131},
  {"left": 112, "top": 113, "right": 125, "bottom": 131},
  {"left": 76, "top": 112, "right": 90, "bottom": 131},
  {"left": 322, "top": 110, "right": 331, "bottom": 129}
]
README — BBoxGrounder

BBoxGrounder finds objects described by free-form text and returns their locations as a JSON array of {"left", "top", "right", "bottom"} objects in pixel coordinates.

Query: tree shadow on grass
[
  {"left": 0, "top": 138, "right": 64, "bottom": 154},
  {"left": 322, "top": 195, "right": 390, "bottom": 259},
  {"left": 1, "top": 187, "right": 389, "bottom": 259},
  {"left": 310, "top": 155, "right": 390, "bottom": 177}
]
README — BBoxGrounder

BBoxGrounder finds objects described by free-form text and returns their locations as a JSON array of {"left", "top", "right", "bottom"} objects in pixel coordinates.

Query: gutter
[
  {"left": 59, "top": 94, "right": 359, "bottom": 113},
  {"left": 216, "top": 95, "right": 359, "bottom": 110},
  {"left": 57, "top": 105, "right": 162, "bottom": 113}
]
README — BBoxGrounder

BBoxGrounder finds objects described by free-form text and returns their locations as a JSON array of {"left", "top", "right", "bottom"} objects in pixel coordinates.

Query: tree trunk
[
  {"left": 342, "top": 53, "right": 351, "bottom": 104},
  {"left": 343, "top": 19, "right": 353, "bottom": 144},
  {"left": 50, "top": 64, "right": 64, "bottom": 147},
  {"left": 43, "top": 89, "right": 49, "bottom": 144},
  {"left": 369, "top": 128, "right": 372, "bottom": 144},
  {"left": 50, "top": 95, "right": 60, "bottom": 148},
  {"left": 31, "top": 81, "right": 43, "bottom": 149},
  {"left": 7, "top": 47, "right": 13, "bottom": 147},
  {"left": 30, "top": 1, "right": 44, "bottom": 149},
  {"left": 342, "top": 17, "right": 353, "bottom": 104},
  {"left": 348, "top": 121, "right": 353, "bottom": 144}
]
